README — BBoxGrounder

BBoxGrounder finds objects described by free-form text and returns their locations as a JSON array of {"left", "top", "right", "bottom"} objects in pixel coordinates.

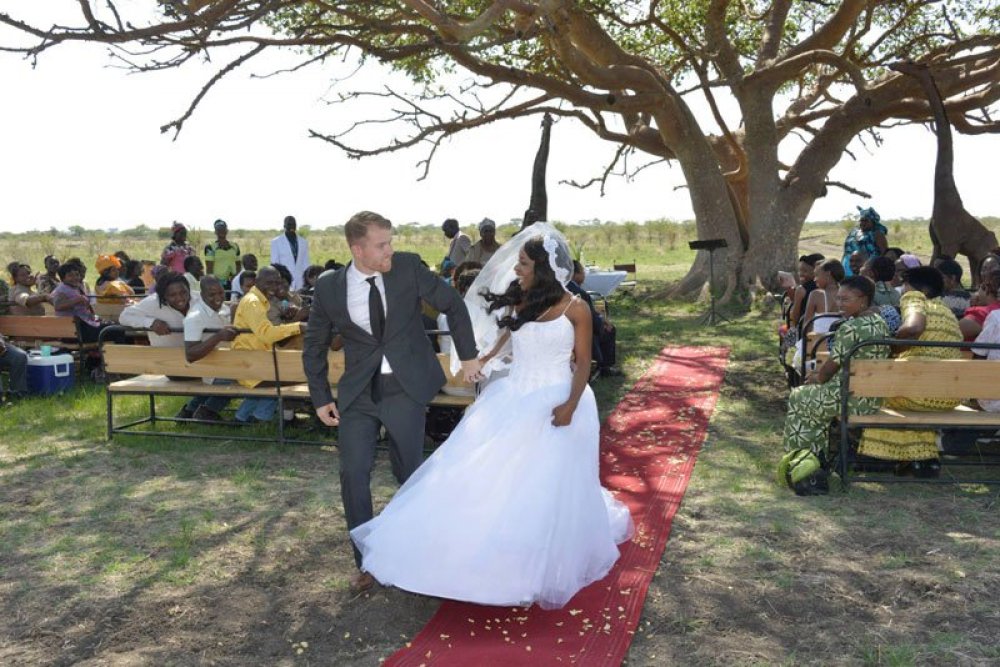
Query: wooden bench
[
  {"left": 837, "top": 339, "right": 1000, "bottom": 486},
  {"left": 103, "top": 343, "right": 474, "bottom": 446},
  {"left": 0, "top": 316, "right": 96, "bottom": 375}
]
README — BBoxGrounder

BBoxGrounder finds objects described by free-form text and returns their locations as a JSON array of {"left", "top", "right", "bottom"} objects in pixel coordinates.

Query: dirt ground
[{"left": 3, "top": 308, "right": 1000, "bottom": 666}]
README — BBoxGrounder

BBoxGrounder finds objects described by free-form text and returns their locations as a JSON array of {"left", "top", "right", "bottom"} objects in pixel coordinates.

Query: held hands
[
  {"left": 551, "top": 400, "right": 577, "bottom": 427},
  {"left": 460, "top": 358, "right": 485, "bottom": 384},
  {"left": 315, "top": 402, "right": 340, "bottom": 427}
]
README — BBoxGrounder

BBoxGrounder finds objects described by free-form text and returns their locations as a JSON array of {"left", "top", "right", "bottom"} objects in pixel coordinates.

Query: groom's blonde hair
[{"left": 345, "top": 211, "right": 393, "bottom": 246}]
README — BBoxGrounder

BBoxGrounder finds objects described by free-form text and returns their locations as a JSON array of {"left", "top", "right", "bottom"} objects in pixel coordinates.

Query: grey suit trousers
[{"left": 339, "top": 372, "right": 425, "bottom": 567}]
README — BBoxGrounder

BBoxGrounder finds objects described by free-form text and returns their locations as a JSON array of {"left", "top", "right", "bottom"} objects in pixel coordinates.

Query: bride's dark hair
[{"left": 482, "top": 236, "right": 566, "bottom": 331}]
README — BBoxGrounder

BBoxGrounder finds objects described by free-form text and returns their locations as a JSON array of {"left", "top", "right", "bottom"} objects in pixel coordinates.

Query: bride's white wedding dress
[{"left": 351, "top": 302, "right": 634, "bottom": 610}]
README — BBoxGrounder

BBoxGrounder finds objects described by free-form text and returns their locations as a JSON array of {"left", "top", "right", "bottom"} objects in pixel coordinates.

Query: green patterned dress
[{"left": 783, "top": 312, "right": 890, "bottom": 455}]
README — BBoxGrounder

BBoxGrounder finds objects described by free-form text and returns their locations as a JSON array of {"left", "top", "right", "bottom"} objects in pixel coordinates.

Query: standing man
[
  {"left": 441, "top": 218, "right": 471, "bottom": 267},
  {"left": 303, "top": 211, "right": 480, "bottom": 592},
  {"left": 204, "top": 219, "right": 242, "bottom": 288},
  {"left": 270, "top": 215, "right": 310, "bottom": 291}
]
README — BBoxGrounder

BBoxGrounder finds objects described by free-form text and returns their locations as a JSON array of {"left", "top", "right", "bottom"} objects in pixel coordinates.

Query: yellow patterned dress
[{"left": 858, "top": 291, "right": 962, "bottom": 461}]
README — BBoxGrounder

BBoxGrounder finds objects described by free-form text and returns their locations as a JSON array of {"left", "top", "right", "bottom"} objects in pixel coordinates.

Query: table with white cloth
[{"left": 582, "top": 270, "right": 629, "bottom": 297}]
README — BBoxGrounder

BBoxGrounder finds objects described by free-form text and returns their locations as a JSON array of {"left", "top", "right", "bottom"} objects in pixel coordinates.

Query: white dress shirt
[
  {"left": 184, "top": 300, "right": 232, "bottom": 384},
  {"left": 347, "top": 262, "right": 393, "bottom": 374},
  {"left": 120, "top": 292, "right": 201, "bottom": 347}
]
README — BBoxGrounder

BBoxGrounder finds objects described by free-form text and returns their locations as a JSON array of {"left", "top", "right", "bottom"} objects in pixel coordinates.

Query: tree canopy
[{"left": 4, "top": 1, "right": 999, "bottom": 300}]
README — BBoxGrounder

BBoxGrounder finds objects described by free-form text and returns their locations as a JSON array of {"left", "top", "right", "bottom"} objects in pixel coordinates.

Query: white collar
[{"left": 348, "top": 262, "right": 381, "bottom": 285}]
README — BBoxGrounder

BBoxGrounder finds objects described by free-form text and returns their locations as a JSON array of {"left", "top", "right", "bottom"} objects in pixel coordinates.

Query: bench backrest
[
  {"left": 101, "top": 344, "right": 471, "bottom": 389},
  {"left": 850, "top": 359, "right": 1000, "bottom": 400},
  {"left": 0, "top": 315, "right": 78, "bottom": 339}
]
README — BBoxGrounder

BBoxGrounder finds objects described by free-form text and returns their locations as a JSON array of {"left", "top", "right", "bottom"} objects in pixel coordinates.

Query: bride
[{"left": 350, "top": 224, "right": 633, "bottom": 610}]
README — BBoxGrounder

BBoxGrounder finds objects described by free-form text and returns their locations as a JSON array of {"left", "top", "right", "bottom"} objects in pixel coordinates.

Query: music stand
[{"left": 688, "top": 238, "right": 730, "bottom": 325}]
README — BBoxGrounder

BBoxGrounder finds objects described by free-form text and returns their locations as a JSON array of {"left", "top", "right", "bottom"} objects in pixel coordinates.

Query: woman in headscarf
[
  {"left": 842, "top": 207, "right": 888, "bottom": 276},
  {"left": 94, "top": 254, "right": 135, "bottom": 304}
]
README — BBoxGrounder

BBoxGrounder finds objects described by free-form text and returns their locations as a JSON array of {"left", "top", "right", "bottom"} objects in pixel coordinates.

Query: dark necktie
[{"left": 367, "top": 276, "right": 385, "bottom": 340}]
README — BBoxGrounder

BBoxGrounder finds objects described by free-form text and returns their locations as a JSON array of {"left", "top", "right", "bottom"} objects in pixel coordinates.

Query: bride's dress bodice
[{"left": 508, "top": 314, "right": 575, "bottom": 391}]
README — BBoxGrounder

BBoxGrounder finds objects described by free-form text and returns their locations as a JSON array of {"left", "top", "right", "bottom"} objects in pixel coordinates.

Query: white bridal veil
[{"left": 450, "top": 222, "right": 575, "bottom": 378}]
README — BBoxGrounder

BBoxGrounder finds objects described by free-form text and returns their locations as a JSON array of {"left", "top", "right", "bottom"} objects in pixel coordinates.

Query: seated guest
[
  {"left": 0, "top": 333, "right": 28, "bottom": 401},
  {"left": 0, "top": 275, "right": 9, "bottom": 313},
  {"left": 568, "top": 261, "right": 620, "bottom": 377},
  {"left": 937, "top": 258, "right": 970, "bottom": 318},
  {"left": 969, "top": 254, "right": 1000, "bottom": 304},
  {"left": 231, "top": 253, "right": 258, "bottom": 299},
  {"left": 299, "top": 264, "right": 324, "bottom": 299},
  {"left": 51, "top": 263, "right": 118, "bottom": 344},
  {"left": 466, "top": 218, "right": 501, "bottom": 265},
  {"left": 884, "top": 247, "right": 905, "bottom": 262},
  {"left": 267, "top": 264, "right": 305, "bottom": 326},
  {"left": 183, "top": 255, "right": 204, "bottom": 294},
  {"left": 10, "top": 263, "right": 49, "bottom": 315},
  {"left": 972, "top": 309, "right": 1000, "bottom": 413},
  {"left": 959, "top": 269, "right": 1000, "bottom": 341},
  {"left": 859, "top": 267, "right": 962, "bottom": 477},
  {"left": 452, "top": 260, "right": 483, "bottom": 288},
  {"left": 94, "top": 254, "right": 135, "bottom": 304},
  {"left": 782, "top": 276, "right": 890, "bottom": 490},
  {"left": 324, "top": 259, "right": 345, "bottom": 272},
  {"left": 123, "top": 259, "right": 147, "bottom": 295},
  {"left": 35, "top": 255, "right": 60, "bottom": 295},
  {"left": 848, "top": 250, "right": 869, "bottom": 278},
  {"left": 234, "top": 271, "right": 256, "bottom": 305},
  {"left": 120, "top": 272, "right": 195, "bottom": 347},
  {"left": 861, "top": 256, "right": 899, "bottom": 308},
  {"left": 788, "top": 253, "right": 824, "bottom": 328},
  {"left": 182, "top": 276, "right": 239, "bottom": 421},
  {"left": 801, "top": 259, "right": 844, "bottom": 339},
  {"left": 231, "top": 266, "right": 307, "bottom": 424}
]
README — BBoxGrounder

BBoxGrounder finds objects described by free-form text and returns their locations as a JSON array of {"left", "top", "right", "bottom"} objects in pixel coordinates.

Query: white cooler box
[{"left": 26, "top": 352, "right": 75, "bottom": 396}]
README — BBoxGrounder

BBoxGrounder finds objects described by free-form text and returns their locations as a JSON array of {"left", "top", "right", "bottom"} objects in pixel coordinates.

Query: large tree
[{"left": 4, "top": 1, "right": 999, "bottom": 302}]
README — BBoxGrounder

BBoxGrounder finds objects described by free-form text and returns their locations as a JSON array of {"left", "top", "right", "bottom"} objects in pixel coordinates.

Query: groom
[{"left": 303, "top": 210, "right": 480, "bottom": 592}]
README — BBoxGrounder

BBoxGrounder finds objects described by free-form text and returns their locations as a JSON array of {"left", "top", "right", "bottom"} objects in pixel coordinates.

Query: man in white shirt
[
  {"left": 182, "top": 276, "right": 239, "bottom": 421},
  {"left": 270, "top": 216, "right": 310, "bottom": 290}
]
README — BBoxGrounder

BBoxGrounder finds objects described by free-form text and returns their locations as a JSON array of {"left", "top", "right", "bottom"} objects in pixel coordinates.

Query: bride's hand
[
  {"left": 460, "top": 358, "right": 484, "bottom": 384},
  {"left": 551, "top": 401, "right": 576, "bottom": 427}
]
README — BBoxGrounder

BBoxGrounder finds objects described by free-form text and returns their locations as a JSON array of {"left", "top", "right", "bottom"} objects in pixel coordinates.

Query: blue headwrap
[{"left": 857, "top": 206, "right": 880, "bottom": 225}]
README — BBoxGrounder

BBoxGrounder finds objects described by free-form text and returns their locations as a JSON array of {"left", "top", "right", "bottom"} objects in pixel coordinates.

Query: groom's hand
[
  {"left": 316, "top": 402, "right": 340, "bottom": 427},
  {"left": 460, "top": 358, "right": 484, "bottom": 384}
]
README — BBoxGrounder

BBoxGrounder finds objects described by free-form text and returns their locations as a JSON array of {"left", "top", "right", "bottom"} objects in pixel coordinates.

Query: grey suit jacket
[{"left": 303, "top": 252, "right": 478, "bottom": 411}]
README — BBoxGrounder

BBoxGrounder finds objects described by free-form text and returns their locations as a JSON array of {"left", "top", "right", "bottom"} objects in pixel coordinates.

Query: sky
[{"left": 0, "top": 4, "right": 998, "bottom": 234}]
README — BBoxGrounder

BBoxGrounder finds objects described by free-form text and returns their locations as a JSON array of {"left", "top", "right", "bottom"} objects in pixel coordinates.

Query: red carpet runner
[{"left": 385, "top": 346, "right": 729, "bottom": 666}]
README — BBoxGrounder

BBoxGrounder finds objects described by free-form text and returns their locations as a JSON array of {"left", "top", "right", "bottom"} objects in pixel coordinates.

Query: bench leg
[
  {"left": 107, "top": 391, "right": 114, "bottom": 441},
  {"left": 277, "top": 396, "right": 285, "bottom": 446},
  {"left": 149, "top": 394, "right": 156, "bottom": 423}
]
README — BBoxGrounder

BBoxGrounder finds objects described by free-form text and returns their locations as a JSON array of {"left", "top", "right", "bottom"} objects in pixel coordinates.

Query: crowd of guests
[
  {"left": 780, "top": 206, "right": 1000, "bottom": 491},
  {"left": 3, "top": 214, "right": 619, "bottom": 414}
]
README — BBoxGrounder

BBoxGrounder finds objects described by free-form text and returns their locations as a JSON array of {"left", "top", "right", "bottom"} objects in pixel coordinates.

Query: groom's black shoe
[{"left": 350, "top": 570, "right": 376, "bottom": 594}]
